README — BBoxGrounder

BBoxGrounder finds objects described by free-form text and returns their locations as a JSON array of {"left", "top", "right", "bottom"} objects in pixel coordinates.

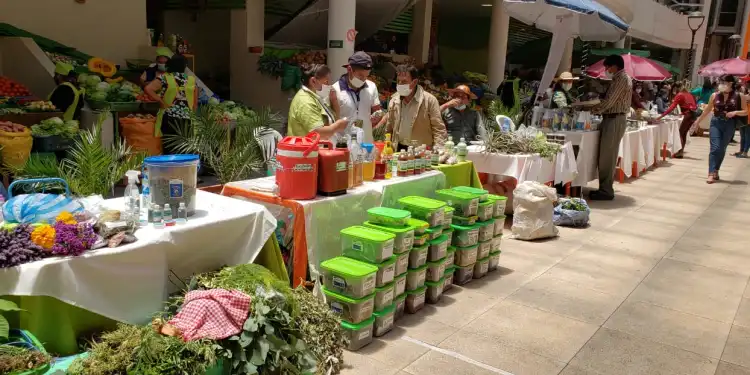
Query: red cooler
[{"left": 276, "top": 133, "right": 319, "bottom": 200}]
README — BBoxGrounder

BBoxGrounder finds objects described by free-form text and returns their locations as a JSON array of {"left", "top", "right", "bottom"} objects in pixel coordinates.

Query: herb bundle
[
  {"left": 480, "top": 123, "right": 561, "bottom": 161},
  {"left": 0, "top": 345, "right": 51, "bottom": 374}
]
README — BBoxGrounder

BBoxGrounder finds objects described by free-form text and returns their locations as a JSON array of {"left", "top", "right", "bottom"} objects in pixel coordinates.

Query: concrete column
[
  {"left": 409, "top": 0, "right": 433, "bottom": 64},
  {"left": 246, "top": 0, "right": 264, "bottom": 48},
  {"left": 613, "top": 38, "right": 625, "bottom": 49},
  {"left": 487, "top": 0, "right": 510, "bottom": 92},
  {"left": 328, "top": 0, "right": 356, "bottom": 78},
  {"left": 691, "top": 0, "right": 712, "bottom": 85},
  {"left": 557, "top": 38, "right": 574, "bottom": 75}
]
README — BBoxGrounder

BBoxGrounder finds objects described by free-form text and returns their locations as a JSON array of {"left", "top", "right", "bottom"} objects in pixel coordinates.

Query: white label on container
[
  {"left": 417, "top": 271, "right": 426, "bottom": 286},
  {"left": 331, "top": 302, "right": 344, "bottom": 314},
  {"left": 383, "top": 316, "right": 394, "bottom": 329},
  {"left": 336, "top": 161, "right": 348, "bottom": 172},
  {"left": 396, "top": 277, "right": 406, "bottom": 295},
  {"left": 481, "top": 261, "right": 489, "bottom": 273},
  {"left": 398, "top": 256, "right": 409, "bottom": 271},
  {"left": 414, "top": 293, "right": 425, "bottom": 306},
  {"left": 493, "top": 236, "right": 503, "bottom": 250},
  {"left": 466, "top": 251, "right": 477, "bottom": 265},
  {"left": 439, "top": 263, "right": 446, "bottom": 277},
  {"left": 479, "top": 242, "right": 491, "bottom": 258},
  {"left": 403, "top": 232, "right": 414, "bottom": 249},
  {"left": 382, "top": 264, "right": 395, "bottom": 284},
  {"left": 438, "top": 241, "right": 448, "bottom": 254},
  {"left": 361, "top": 298, "right": 374, "bottom": 313},
  {"left": 352, "top": 241, "right": 363, "bottom": 252},
  {"left": 467, "top": 230, "right": 479, "bottom": 245},
  {"left": 382, "top": 240, "right": 394, "bottom": 258},
  {"left": 103, "top": 221, "right": 127, "bottom": 230},
  {"left": 431, "top": 210, "right": 444, "bottom": 227},
  {"left": 363, "top": 276, "right": 376, "bottom": 292},
  {"left": 169, "top": 179, "right": 184, "bottom": 198},
  {"left": 417, "top": 251, "right": 427, "bottom": 265},
  {"left": 468, "top": 199, "right": 479, "bottom": 214},
  {"left": 358, "top": 329, "right": 371, "bottom": 341},
  {"left": 382, "top": 289, "right": 394, "bottom": 306},
  {"left": 292, "top": 163, "right": 314, "bottom": 172}
]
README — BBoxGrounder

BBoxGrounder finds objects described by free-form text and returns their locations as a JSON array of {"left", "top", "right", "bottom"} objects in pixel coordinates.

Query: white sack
[{"left": 510, "top": 181, "right": 559, "bottom": 240}]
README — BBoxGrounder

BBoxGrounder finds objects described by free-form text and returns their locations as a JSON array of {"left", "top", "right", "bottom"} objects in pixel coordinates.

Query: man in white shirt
[{"left": 332, "top": 52, "right": 382, "bottom": 143}]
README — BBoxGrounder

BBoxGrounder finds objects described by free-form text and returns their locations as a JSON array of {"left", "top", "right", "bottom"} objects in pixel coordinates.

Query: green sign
[{"left": 328, "top": 40, "right": 344, "bottom": 48}]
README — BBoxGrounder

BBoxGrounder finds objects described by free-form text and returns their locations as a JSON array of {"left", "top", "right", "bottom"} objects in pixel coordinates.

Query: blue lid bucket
[{"left": 144, "top": 154, "right": 199, "bottom": 217}]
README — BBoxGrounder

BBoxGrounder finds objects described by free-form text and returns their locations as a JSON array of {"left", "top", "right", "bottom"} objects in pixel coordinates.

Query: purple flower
[{"left": 51, "top": 222, "right": 96, "bottom": 256}]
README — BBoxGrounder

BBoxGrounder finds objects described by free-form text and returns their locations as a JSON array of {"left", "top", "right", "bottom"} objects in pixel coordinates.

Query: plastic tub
[
  {"left": 406, "top": 286, "right": 427, "bottom": 313},
  {"left": 363, "top": 221, "right": 415, "bottom": 254},
  {"left": 474, "top": 257, "right": 490, "bottom": 279},
  {"left": 373, "top": 304, "right": 395, "bottom": 337},
  {"left": 477, "top": 201, "right": 494, "bottom": 221},
  {"left": 436, "top": 189, "right": 478, "bottom": 216},
  {"left": 452, "top": 186, "right": 489, "bottom": 202},
  {"left": 341, "top": 317, "right": 375, "bottom": 351},
  {"left": 394, "top": 293, "right": 407, "bottom": 320},
  {"left": 395, "top": 251, "right": 409, "bottom": 276},
  {"left": 374, "top": 282, "right": 395, "bottom": 311},
  {"left": 493, "top": 215, "right": 506, "bottom": 236},
  {"left": 394, "top": 273, "right": 407, "bottom": 296},
  {"left": 451, "top": 224, "right": 479, "bottom": 247},
  {"left": 477, "top": 240, "right": 492, "bottom": 259},
  {"left": 375, "top": 256, "right": 397, "bottom": 287},
  {"left": 367, "top": 207, "right": 411, "bottom": 227},
  {"left": 406, "top": 265, "right": 427, "bottom": 291},
  {"left": 407, "top": 218, "right": 429, "bottom": 235},
  {"left": 341, "top": 226, "right": 395, "bottom": 263},
  {"left": 413, "top": 233, "right": 429, "bottom": 247},
  {"left": 443, "top": 228, "right": 454, "bottom": 244},
  {"left": 454, "top": 264, "right": 475, "bottom": 285},
  {"left": 398, "top": 196, "right": 446, "bottom": 227},
  {"left": 409, "top": 245, "right": 428, "bottom": 269},
  {"left": 425, "top": 277, "right": 444, "bottom": 304},
  {"left": 443, "top": 206, "right": 455, "bottom": 229},
  {"left": 488, "top": 251, "right": 501, "bottom": 271},
  {"left": 320, "top": 256, "right": 378, "bottom": 298},
  {"left": 492, "top": 234, "right": 503, "bottom": 252},
  {"left": 427, "top": 234, "right": 449, "bottom": 262},
  {"left": 455, "top": 244, "right": 478, "bottom": 267},
  {"left": 322, "top": 287, "right": 375, "bottom": 324},
  {"left": 487, "top": 194, "right": 508, "bottom": 217},
  {"left": 443, "top": 266, "right": 455, "bottom": 291},
  {"left": 445, "top": 246, "right": 456, "bottom": 268},
  {"left": 144, "top": 154, "right": 199, "bottom": 216},
  {"left": 426, "top": 258, "right": 446, "bottom": 282},
  {"left": 477, "top": 221, "right": 494, "bottom": 242},
  {"left": 425, "top": 226, "right": 443, "bottom": 240},
  {"left": 452, "top": 215, "right": 477, "bottom": 226}
]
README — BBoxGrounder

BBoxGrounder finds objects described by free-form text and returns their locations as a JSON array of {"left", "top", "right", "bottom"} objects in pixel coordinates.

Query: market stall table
[
  {"left": 1, "top": 190, "right": 276, "bottom": 355},
  {"left": 656, "top": 116, "right": 684, "bottom": 158},
  {"left": 465, "top": 142, "right": 578, "bottom": 186},
  {"left": 549, "top": 131, "right": 599, "bottom": 187}
]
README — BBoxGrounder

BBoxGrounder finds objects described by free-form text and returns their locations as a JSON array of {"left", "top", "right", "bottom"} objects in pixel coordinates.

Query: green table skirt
[{"left": 434, "top": 161, "right": 482, "bottom": 188}]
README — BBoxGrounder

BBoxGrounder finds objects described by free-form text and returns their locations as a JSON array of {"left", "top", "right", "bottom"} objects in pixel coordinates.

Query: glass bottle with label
[
  {"left": 397, "top": 150, "right": 409, "bottom": 177},
  {"left": 406, "top": 146, "right": 415, "bottom": 176}
]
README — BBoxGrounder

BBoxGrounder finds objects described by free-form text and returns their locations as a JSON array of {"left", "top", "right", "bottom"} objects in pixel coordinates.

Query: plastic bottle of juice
[
  {"left": 397, "top": 150, "right": 409, "bottom": 177},
  {"left": 457, "top": 137, "right": 468, "bottom": 162},
  {"left": 444, "top": 136, "right": 455, "bottom": 158},
  {"left": 383, "top": 133, "right": 394, "bottom": 179},
  {"left": 414, "top": 145, "right": 423, "bottom": 174},
  {"left": 406, "top": 146, "right": 414, "bottom": 176}
]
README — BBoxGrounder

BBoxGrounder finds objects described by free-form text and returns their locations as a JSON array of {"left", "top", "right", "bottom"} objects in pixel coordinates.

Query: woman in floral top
[{"left": 145, "top": 55, "right": 198, "bottom": 151}]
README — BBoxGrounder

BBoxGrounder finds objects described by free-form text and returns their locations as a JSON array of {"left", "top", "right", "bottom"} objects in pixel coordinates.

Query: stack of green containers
[{"left": 486, "top": 193, "right": 507, "bottom": 272}]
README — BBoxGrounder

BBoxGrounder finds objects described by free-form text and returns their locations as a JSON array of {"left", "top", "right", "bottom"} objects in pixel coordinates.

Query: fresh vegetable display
[
  {"left": 0, "top": 108, "right": 25, "bottom": 115},
  {"left": 81, "top": 74, "right": 142, "bottom": 103},
  {"left": 560, "top": 198, "right": 588, "bottom": 211},
  {"left": 31, "top": 117, "right": 79, "bottom": 138},
  {"left": 87, "top": 57, "right": 117, "bottom": 78},
  {"left": 0, "top": 76, "right": 31, "bottom": 97},
  {"left": 24, "top": 101, "right": 57, "bottom": 112},
  {"left": 0, "top": 121, "right": 28, "bottom": 133},
  {"left": 45, "top": 52, "right": 83, "bottom": 67}
]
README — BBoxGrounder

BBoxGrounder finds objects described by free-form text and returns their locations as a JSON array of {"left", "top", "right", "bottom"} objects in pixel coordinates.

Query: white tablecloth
[
  {"left": 641, "top": 125, "right": 658, "bottom": 168},
  {"left": 466, "top": 143, "right": 578, "bottom": 185},
  {"left": 0, "top": 190, "right": 276, "bottom": 324},
  {"left": 552, "top": 131, "right": 600, "bottom": 187},
  {"left": 657, "top": 117, "right": 684, "bottom": 155}
]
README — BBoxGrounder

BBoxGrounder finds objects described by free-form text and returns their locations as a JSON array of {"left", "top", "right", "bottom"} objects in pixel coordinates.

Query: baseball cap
[{"left": 344, "top": 52, "right": 373, "bottom": 70}]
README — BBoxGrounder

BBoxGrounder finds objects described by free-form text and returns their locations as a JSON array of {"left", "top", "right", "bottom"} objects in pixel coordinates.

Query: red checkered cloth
[{"left": 168, "top": 289, "right": 251, "bottom": 341}]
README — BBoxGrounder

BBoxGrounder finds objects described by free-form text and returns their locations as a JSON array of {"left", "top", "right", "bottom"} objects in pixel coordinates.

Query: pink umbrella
[
  {"left": 698, "top": 57, "right": 750, "bottom": 77},
  {"left": 585, "top": 54, "right": 671, "bottom": 81}
]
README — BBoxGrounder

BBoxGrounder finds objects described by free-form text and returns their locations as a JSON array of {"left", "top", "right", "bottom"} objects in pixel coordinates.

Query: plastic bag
[
  {"left": 3, "top": 193, "right": 84, "bottom": 224},
  {"left": 553, "top": 198, "right": 590, "bottom": 227},
  {"left": 510, "top": 181, "right": 558, "bottom": 240}
]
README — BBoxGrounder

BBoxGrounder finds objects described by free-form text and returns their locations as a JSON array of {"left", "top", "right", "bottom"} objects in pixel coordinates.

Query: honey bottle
[{"left": 397, "top": 150, "right": 409, "bottom": 177}]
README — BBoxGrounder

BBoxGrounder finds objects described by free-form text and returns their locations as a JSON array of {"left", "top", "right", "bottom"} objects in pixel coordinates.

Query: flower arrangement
[
  {"left": 51, "top": 220, "right": 96, "bottom": 256},
  {"left": 30, "top": 225, "right": 55, "bottom": 250},
  {"left": 56, "top": 211, "right": 77, "bottom": 225}
]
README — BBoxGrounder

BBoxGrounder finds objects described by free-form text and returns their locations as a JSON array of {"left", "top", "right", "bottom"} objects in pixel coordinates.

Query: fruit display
[
  {"left": 0, "top": 76, "right": 31, "bottom": 97},
  {"left": 31, "top": 117, "right": 79, "bottom": 138},
  {"left": 24, "top": 101, "right": 57, "bottom": 112},
  {"left": 288, "top": 50, "right": 327, "bottom": 66},
  {"left": 0, "top": 121, "right": 28, "bottom": 133},
  {"left": 87, "top": 57, "right": 117, "bottom": 78}
]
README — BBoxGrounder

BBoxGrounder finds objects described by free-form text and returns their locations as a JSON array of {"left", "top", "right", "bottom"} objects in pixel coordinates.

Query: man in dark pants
[{"left": 589, "top": 55, "right": 632, "bottom": 201}]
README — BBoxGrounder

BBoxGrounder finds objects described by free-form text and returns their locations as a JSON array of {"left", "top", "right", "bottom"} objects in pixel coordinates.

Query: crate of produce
[{"left": 455, "top": 244, "right": 478, "bottom": 267}]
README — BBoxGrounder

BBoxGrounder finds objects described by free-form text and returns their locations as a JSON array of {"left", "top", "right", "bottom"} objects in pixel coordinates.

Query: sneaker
[{"left": 589, "top": 190, "right": 614, "bottom": 201}]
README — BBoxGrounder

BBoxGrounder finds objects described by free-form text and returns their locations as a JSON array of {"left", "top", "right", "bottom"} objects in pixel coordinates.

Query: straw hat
[
  {"left": 447, "top": 84, "right": 478, "bottom": 99},
  {"left": 555, "top": 71, "right": 580, "bottom": 81}
]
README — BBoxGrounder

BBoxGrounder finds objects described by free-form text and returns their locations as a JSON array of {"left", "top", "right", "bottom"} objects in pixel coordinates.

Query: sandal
[{"left": 707, "top": 173, "right": 717, "bottom": 184}]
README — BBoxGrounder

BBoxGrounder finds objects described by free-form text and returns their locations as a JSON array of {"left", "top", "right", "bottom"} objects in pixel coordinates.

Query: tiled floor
[{"left": 340, "top": 135, "right": 750, "bottom": 375}]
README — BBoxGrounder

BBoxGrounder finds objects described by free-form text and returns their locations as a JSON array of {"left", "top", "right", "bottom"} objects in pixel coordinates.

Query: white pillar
[
  {"left": 488, "top": 0, "right": 510, "bottom": 91},
  {"left": 557, "top": 38, "right": 574, "bottom": 75},
  {"left": 613, "top": 38, "right": 625, "bottom": 49},
  {"left": 691, "top": 0, "right": 712, "bottom": 85},
  {"left": 328, "top": 0, "right": 356, "bottom": 78},
  {"left": 409, "top": 0, "right": 433, "bottom": 64}
]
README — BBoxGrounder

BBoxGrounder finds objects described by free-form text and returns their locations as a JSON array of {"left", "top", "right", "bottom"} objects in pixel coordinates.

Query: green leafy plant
[
  {"left": 484, "top": 99, "right": 522, "bottom": 131},
  {"left": 292, "top": 288, "right": 347, "bottom": 375},
  {"left": 0, "top": 298, "right": 23, "bottom": 339},
  {"left": 0, "top": 345, "right": 51, "bottom": 374},
  {"left": 164, "top": 104, "right": 282, "bottom": 184}
]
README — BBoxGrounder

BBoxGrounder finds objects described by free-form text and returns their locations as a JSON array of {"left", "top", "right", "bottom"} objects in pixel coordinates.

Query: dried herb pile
[
  {"left": 480, "top": 124, "right": 561, "bottom": 161},
  {"left": 0, "top": 345, "right": 51, "bottom": 374},
  {"left": 292, "top": 288, "right": 347, "bottom": 375}
]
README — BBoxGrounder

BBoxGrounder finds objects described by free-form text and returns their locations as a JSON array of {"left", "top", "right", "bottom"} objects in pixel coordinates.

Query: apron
[
  {"left": 155, "top": 73, "right": 196, "bottom": 136},
  {"left": 48, "top": 82, "right": 82, "bottom": 122}
]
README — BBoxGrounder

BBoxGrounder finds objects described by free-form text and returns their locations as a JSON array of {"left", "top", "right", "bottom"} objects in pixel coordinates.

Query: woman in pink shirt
[{"left": 657, "top": 82, "right": 697, "bottom": 158}]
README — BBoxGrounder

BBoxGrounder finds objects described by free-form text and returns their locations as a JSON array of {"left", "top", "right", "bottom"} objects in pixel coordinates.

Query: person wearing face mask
[
  {"left": 695, "top": 75, "right": 749, "bottom": 183},
  {"left": 48, "top": 62, "right": 83, "bottom": 121},
  {"left": 384, "top": 64, "right": 447, "bottom": 150},
  {"left": 331, "top": 52, "right": 381, "bottom": 143},
  {"left": 550, "top": 72, "right": 579, "bottom": 109},
  {"left": 631, "top": 82, "right": 646, "bottom": 111},
  {"left": 440, "top": 85, "right": 486, "bottom": 142},
  {"left": 140, "top": 47, "right": 173, "bottom": 86},
  {"left": 589, "top": 55, "right": 632, "bottom": 201},
  {"left": 656, "top": 82, "right": 697, "bottom": 158},
  {"left": 654, "top": 89, "right": 670, "bottom": 114},
  {"left": 287, "top": 64, "right": 349, "bottom": 139}
]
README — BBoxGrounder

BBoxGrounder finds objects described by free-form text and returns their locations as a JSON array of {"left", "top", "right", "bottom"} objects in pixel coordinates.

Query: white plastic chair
[{"left": 496, "top": 115, "right": 515, "bottom": 132}]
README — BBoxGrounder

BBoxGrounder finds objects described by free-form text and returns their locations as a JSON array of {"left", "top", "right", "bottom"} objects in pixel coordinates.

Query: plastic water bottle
[
  {"left": 177, "top": 202, "right": 187, "bottom": 224},
  {"left": 163, "top": 203, "right": 173, "bottom": 222},
  {"left": 140, "top": 170, "right": 151, "bottom": 225}
]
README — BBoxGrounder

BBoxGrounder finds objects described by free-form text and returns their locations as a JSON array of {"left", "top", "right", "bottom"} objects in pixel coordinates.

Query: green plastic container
[
  {"left": 445, "top": 246, "right": 456, "bottom": 268},
  {"left": 455, "top": 244, "right": 478, "bottom": 267},
  {"left": 394, "top": 273, "right": 407, "bottom": 296},
  {"left": 443, "top": 206, "right": 455, "bottom": 229},
  {"left": 443, "top": 266, "right": 456, "bottom": 291},
  {"left": 452, "top": 214, "right": 478, "bottom": 226},
  {"left": 375, "top": 256, "right": 397, "bottom": 287},
  {"left": 320, "top": 256, "right": 378, "bottom": 298},
  {"left": 373, "top": 303, "right": 396, "bottom": 337},
  {"left": 443, "top": 227, "right": 454, "bottom": 244},
  {"left": 452, "top": 186, "right": 489, "bottom": 202},
  {"left": 451, "top": 223, "right": 479, "bottom": 247},
  {"left": 488, "top": 194, "right": 508, "bottom": 217},
  {"left": 407, "top": 217, "right": 429, "bottom": 235},
  {"left": 428, "top": 234, "right": 449, "bottom": 261},
  {"left": 409, "top": 244, "right": 428, "bottom": 269},
  {"left": 476, "top": 220, "right": 494, "bottom": 242},
  {"left": 413, "top": 233, "right": 429, "bottom": 246},
  {"left": 363, "top": 221, "right": 415, "bottom": 254},
  {"left": 425, "top": 276, "right": 445, "bottom": 304},
  {"left": 395, "top": 251, "right": 409, "bottom": 276},
  {"left": 406, "top": 264, "right": 427, "bottom": 291},
  {"left": 341, "top": 225, "right": 396, "bottom": 263},
  {"left": 493, "top": 215, "right": 506, "bottom": 236},
  {"left": 374, "top": 282, "right": 395, "bottom": 311},
  {"left": 394, "top": 293, "right": 407, "bottom": 320},
  {"left": 322, "top": 287, "right": 375, "bottom": 324},
  {"left": 399, "top": 196, "right": 446, "bottom": 227},
  {"left": 492, "top": 234, "right": 503, "bottom": 252},
  {"left": 426, "top": 257, "right": 446, "bottom": 282},
  {"left": 454, "top": 264, "right": 475, "bottom": 285},
  {"left": 474, "top": 257, "right": 490, "bottom": 279},
  {"left": 425, "top": 225, "right": 443, "bottom": 240},
  {"left": 436, "top": 189, "right": 479, "bottom": 216},
  {"left": 489, "top": 250, "right": 501, "bottom": 271},
  {"left": 406, "top": 286, "right": 427, "bottom": 313},
  {"left": 477, "top": 201, "right": 495, "bottom": 221},
  {"left": 477, "top": 239, "right": 492, "bottom": 259},
  {"left": 367, "top": 207, "right": 411, "bottom": 226},
  {"left": 341, "top": 316, "right": 375, "bottom": 351}
]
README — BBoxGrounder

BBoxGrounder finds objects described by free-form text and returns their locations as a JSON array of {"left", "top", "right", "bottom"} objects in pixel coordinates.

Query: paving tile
[
  {"left": 745, "top": 284, "right": 750, "bottom": 299},
  {"left": 439, "top": 329, "right": 566, "bottom": 375},
  {"left": 340, "top": 351, "right": 400, "bottom": 375},
  {"left": 356, "top": 330, "right": 430, "bottom": 370},
  {"left": 568, "top": 328, "right": 718, "bottom": 375},
  {"left": 584, "top": 229, "right": 676, "bottom": 259},
  {"left": 716, "top": 361, "right": 750, "bottom": 375},
  {"left": 415, "top": 288, "right": 499, "bottom": 329},
  {"left": 403, "top": 351, "right": 498, "bottom": 375},
  {"left": 557, "top": 365, "right": 603, "bottom": 375},
  {"left": 460, "top": 300, "right": 599, "bottom": 362},
  {"left": 639, "top": 198, "right": 710, "bottom": 215},
  {"left": 459, "top": 267, "right": 536, "bottom": 299},
  {"left": 386, "top": 314, "right": 458, "bottom": 346},
  {"left": 628, "top": 259, "right": 747, "bottom": 322},
  {"left": 490, "top": 246, "right": 567, "bottom": 277},
  {"left": 666, "top": 239, "right": 750, "bottom": 276},
  {"left": 626, "top": 206, "right": 698, "bottom": 227},
  {"left": 507, "top": 276, "right": 623, "bottom": 324},
  {"left": 723, "top": 325, "right": 750, "bottom": 368},
  {"left": 604, "top": 300, "right": 731, "bottom": 358},
  {"left": 606, "top": 217, "right": 688, "bottom": 242}
]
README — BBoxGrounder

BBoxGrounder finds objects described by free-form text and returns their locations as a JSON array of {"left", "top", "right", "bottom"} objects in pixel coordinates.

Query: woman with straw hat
[{"left": 550, "top": 71, "right": 579, "bottom": 109}]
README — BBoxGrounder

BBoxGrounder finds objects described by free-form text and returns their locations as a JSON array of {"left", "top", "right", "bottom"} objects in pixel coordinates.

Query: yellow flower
[
  {"left": 56, "top": 211, "right": 77, "bottom": 225},
  {"left": 31, "top": 225, "right": 56, "bottom": 250}
]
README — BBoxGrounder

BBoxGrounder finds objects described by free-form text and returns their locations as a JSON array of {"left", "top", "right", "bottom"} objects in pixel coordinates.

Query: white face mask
[
  {"left": 604, "top": 70, "right": 614, "bottom": 79},
  {"left": 635, "top": 88, "right": 642, "bottom": 93},
  {"left": 397, "top": 84, "right": 413, "bottom": 97},
  {"left": 456, "top": 104, "right": 467, "bottom": 110},
  {"left": 316, "top": 84, "right": 331, "bottom": 100},
  {"left": 719, "top": 84, "right": 731, "bottom": 93},
  {"left": 562, "top": 83, "right": 572, "bottom": 91},
  {"left": 349, "top": 76, "right": 365, "bottom": 89},
  {"left": 157, "top": 64, "right": 167, "bottom": 72}
]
